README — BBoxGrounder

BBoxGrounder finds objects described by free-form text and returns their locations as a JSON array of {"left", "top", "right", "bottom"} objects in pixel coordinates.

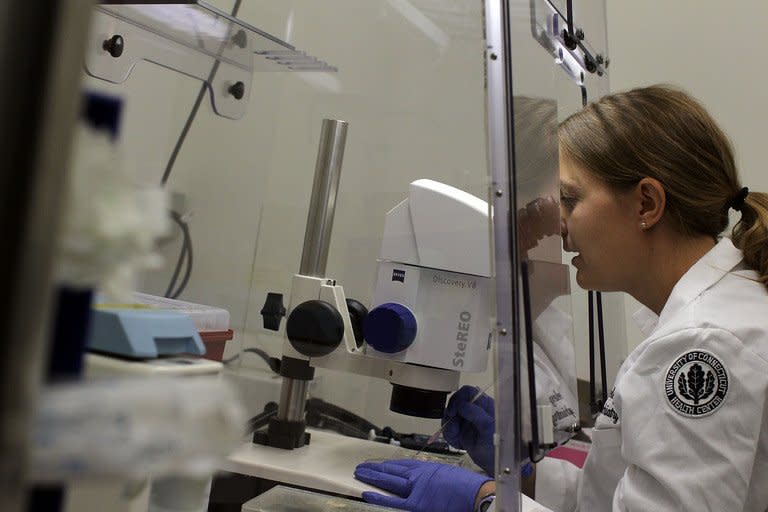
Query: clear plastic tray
[{"left": 242, "top": 485, "right": 397, "bottom": 512}]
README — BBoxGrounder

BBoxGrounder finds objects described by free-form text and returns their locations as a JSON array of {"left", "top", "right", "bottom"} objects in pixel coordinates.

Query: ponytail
[{"left": 732, "top": 191, "right": 768, "bottom": 291}]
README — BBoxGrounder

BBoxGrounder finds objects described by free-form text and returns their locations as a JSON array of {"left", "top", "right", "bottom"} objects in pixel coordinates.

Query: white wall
[{"left": 605, "top": 0, "right": 768, "bottom": 351}]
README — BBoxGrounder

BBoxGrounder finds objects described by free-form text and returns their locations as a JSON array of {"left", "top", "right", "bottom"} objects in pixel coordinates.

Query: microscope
[{"left": 254, "top": 119, "right": 492, "bottom": 450}]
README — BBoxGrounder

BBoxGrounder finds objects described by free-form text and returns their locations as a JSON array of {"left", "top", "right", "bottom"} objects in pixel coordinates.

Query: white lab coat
[{"left": 536, "top": 237, "right": 768, "bottom": 511}]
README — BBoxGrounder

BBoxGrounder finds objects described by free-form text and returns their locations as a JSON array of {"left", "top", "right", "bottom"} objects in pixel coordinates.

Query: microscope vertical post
[
  {"left": 299, "top": 119, "right": 348, "bottom": 278},
  {"left": 276, "top": 118, "right": 348, "bottom": 427}
]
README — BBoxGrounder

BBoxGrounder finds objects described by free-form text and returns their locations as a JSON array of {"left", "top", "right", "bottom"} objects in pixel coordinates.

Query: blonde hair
[{"left": 558, "top": 85, "right": 768, "bottom": 290}]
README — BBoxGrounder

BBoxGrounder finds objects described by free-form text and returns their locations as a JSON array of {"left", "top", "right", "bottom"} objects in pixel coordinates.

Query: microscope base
[{"left": 252, "top": 418, "right": 311, "bottom": 450}]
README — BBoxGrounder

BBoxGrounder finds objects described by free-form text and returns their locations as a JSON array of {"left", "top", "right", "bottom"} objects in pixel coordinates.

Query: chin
[
  {"left": 574, "top": 268, "right": 589, "bottom": 288},
  {"left": 575, "top": 271, "right": 610, "bottom": 292}
]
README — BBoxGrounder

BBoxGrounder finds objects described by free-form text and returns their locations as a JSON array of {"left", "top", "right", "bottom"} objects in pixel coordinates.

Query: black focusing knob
[{"left": 286, "top": 300, "right": 344, "bottom": 357}]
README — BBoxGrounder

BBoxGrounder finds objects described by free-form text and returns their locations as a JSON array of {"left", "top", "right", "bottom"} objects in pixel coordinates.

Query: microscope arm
[{"left": 283, "top": 273, "right": 460, "bottom": 393}]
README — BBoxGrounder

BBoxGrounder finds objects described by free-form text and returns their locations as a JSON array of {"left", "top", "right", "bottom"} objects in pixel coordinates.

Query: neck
[{"left": 629, "top": 231, "right": 716, "bottom": 315}]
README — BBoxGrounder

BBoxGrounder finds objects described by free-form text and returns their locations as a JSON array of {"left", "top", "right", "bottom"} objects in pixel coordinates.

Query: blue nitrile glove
[
  {"left": 443, "top": 385, "right": 495, "bottom": 476},
  {"left": 354, "top": 459, "right": 492, "bottom": 512}
]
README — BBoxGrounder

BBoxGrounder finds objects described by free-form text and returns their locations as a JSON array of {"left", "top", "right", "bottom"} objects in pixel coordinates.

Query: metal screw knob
[
  {"left": 103, "top": 35, "right": 124, "bottom": 58},
  {"left": 228, "top": 81, "right": 245, "bottom": 100},
  {"left": 575, "top": 28, "right": 585, "bottom": 40},
  {"left": 562, "top": 29, "right": 577, "bottom": 50},
  {"left": 232, "top": 29, "right": 247, "bottom": 49}
]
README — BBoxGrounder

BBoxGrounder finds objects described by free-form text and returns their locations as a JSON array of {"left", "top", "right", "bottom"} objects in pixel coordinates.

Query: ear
[{"left": 636, "top": 177, "right": 666, "bottom": 229}]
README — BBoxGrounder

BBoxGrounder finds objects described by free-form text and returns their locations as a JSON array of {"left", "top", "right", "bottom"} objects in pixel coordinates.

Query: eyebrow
[{"left": 560, "top": 181, "right": 580, "bottom": 196}]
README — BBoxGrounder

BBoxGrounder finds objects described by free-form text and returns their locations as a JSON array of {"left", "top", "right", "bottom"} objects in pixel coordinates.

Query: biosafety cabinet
[{"left": 0, "top": 1, "right": 610, "bottom": 512}]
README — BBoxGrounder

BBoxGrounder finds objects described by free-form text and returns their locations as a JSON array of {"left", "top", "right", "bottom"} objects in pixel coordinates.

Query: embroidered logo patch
[
  {"left": 601, "top": 387, "right": 619, "bottom": 424},
  {"left": 665, "top": 350, "right": 728, "bottom": 417}
]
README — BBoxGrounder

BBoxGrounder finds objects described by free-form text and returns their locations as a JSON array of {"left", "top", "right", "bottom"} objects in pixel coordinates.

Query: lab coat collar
[
  {"left": 632, "top": 306, "right": 658, "bottom": 337},
  {"left": 631, "top": 238, "right": 743, "bottom": 337},
  {"left": 655, "top": 237, "right": 743, "bottom": 331}
]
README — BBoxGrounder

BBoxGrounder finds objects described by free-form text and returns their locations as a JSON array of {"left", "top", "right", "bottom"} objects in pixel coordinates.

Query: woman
[{"left": 354, "top": 85, "right": 768, "bottom": 511}]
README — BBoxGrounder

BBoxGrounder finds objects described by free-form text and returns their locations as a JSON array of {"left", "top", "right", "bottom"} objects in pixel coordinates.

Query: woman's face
[{"left": 559, "top": 154, "right": 642, "bottom": 291}]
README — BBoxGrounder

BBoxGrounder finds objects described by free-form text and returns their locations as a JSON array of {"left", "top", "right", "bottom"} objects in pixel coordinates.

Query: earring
[{"left": 640, "top": 221, "right": 647, "bottom": 229}]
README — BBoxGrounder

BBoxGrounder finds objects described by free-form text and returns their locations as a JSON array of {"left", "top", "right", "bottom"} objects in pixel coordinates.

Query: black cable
[
  {"left": 161, "top": 0, "right": 244, "bottom": 296},
  {"left": 170, "top": 219, "right": 193, "bottom": 299},
  {"left": 247, "top": 402, "right": 279, "bottom": 433},
  {"left": 306, "top": 397, "right": 381, "bottom": 435},
  {"left": 581, "top": 88, "right": 604, "bottom": 418},
  {"left": 223, "top": 347, "right": 281, "bottom": 373},
  {"left": 249, "top": 398, "right": 382, "bottom": 440},
  {"left": 588, "top": 290, "right": 597, "bottom": 414},
  {"left": 160, "top": 80, "right": 209, "bottom": 186},
  {"left": 165, "top": 211, "right": 191, "bottom": 298},
  {"left": 307, "top": 412, "right": 372, "bottom": 440},
  {"left": 521, "top": 261, "right": 545, "bottom": 462},
  {"left": 596, "top": 292, "right": 608, "bottom": 405}
]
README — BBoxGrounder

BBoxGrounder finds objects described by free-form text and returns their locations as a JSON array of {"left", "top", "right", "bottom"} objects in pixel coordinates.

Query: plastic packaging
[
  {"left": 58, "top": 121, "right": 168, "bottom": 300},
  {"left": 31, "top": 376, "right": 246, "bottom": 482}
]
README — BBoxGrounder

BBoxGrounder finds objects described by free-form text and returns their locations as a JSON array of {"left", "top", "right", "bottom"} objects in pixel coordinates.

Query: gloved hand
[
  {"left": 443, "top": 385, "right": 495, "bottom": 475},
  {"left": 354, "top": 459, "right": 492, "bottom": 512}
]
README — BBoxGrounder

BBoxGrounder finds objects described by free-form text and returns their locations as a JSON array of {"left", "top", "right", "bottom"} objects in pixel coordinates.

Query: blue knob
[{"left": 364, "top": 302, "right": 417, "bottom": 353}]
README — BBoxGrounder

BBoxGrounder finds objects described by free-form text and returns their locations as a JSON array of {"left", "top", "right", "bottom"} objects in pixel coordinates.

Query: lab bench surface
[{"left": 221, "top": 428, "right": 552, "bottom": 511}]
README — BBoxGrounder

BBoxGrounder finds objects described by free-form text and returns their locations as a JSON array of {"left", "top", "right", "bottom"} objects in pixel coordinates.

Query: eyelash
[{"left": 560, "top": 194, "right": 577, "bottom": 210}]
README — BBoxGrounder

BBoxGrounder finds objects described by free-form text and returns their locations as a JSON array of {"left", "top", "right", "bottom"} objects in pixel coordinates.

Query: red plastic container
[{"left": 200, "top": 329, "right": 234, "bottom": 361}]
